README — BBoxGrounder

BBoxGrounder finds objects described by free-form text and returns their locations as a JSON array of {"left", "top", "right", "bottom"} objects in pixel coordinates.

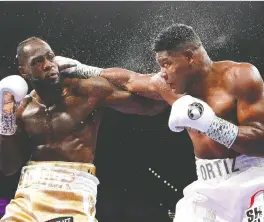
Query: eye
[
  {"left": 161, "top": 62, "right": 171, "bottom": 68},
  {"left": 31, "top": 56, "right": 44, "bottom": 66},
  {"left": 36, "top": 57, "right": 44, "bottom": 63}
]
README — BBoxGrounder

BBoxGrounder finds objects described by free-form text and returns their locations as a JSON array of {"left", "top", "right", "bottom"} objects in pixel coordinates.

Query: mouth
[{"left": 46, "top": 72, "right": 59, "bottom": 80}]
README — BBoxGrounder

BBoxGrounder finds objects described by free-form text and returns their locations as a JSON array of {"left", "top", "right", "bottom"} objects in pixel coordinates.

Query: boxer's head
[
  {"left": 153, "top": 24, "right": 211, "bottom": 88},
  {"left": 17, "top": 37, "right": 60, "bottom": 84}
]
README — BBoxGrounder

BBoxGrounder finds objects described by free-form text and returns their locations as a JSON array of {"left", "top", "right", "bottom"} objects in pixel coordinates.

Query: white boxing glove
[
  {"left": 53, "top": 56, "right": 81, "bottom": 71},
  {"left": 169, "top": 95, "right": 215, "bottom": 133},
  {"left": 0, "top": 75, "right": 28, "bottom": 102},
  {"left": 168, "top": 95, "right": 238, "bottom": 148},
  {"left": 54, "top": 56, "right": 104, "bottom": 79},
  {"left": 0, "top": 75, "right": 28, "bottom": 135}
]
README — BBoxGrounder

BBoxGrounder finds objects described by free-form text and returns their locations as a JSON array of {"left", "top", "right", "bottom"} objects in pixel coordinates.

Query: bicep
[
  {"left": 237, "top": 94, "right": 264, "bottom": 127},
  {"left": 127, "top": 74, "right": 160, "bottom": 98},
  {"left": 101, "top": 68, "right": 160, "bottom": 99},
  {"left": 236, "top": 65, "right": 264, "bottom": 127}
]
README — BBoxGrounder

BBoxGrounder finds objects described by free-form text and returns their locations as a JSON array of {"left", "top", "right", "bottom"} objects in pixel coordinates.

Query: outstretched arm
[
  {"left": 71, "top": 76, "right": 169, "bottom": 116},
  {"left": 100, "top": 68, "right": 163, "bottom": 100},
  {"left": 55, "top": 56, "right": 175, "bottom": 100}
]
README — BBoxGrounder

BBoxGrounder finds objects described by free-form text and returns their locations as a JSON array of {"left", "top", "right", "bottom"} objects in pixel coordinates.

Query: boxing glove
[
  {"left": 53, "top": 56, "right": 81, "bottom": 71},
  {"left": 0, "top": 75, "right": 28, "bottom": 135},
  {"left": 54, "top": 56, "right": 104, "bottom": 79},
  {"left": 168, "top": 95, "right": 238, "bottom": 148}
]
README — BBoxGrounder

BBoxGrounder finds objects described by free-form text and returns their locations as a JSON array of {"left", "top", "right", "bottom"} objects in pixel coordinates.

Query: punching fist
[
  {"left": 53, "top": 56, "right": 80, "bottom": 72},
  {"left": 0, "top": 75, "right": 28, "bottom": 135},
  {"left": 54, "top": 56, "right": 103, "bottom": 79}
]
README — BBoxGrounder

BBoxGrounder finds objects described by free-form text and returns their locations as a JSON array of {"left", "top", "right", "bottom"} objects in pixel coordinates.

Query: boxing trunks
[
  {"left": 1, "top": 161, "right": 99, "bottom": 222},
  {"left": 173, "top": 155, "right": 264, "bottom": 222}
]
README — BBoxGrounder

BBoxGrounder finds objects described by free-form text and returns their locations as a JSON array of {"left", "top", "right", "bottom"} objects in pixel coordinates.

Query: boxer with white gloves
[
  {"left": 60, "top": 24, "right": 264, "bottom": 222},
  {"left": 0, "top": 37, "right": 167, "bottom": 222}
]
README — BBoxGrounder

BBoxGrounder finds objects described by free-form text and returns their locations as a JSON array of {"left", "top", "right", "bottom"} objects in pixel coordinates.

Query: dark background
[{"left": 0, "top": 2, "right": 264, "bottom": 222}]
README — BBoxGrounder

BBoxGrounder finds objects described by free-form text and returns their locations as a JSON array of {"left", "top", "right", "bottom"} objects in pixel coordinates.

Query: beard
[{"left": 27, "top": 75, "right": 64, "bottom": 105}]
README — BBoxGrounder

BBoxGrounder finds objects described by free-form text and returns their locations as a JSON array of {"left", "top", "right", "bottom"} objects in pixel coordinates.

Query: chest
[
  {"left": 188, "top": 88, "right": 238, "bottom": 155},
  {"left": 198, "top": 88, "right": 236, "bottom": 118},
  {"left": 21, "top": 96, "right": 99, "bottom": 138}
]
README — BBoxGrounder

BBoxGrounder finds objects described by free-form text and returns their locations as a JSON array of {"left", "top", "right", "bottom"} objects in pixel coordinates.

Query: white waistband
[
  {"left": 196, "top": 155, "right": 264, "bottom": 181},
  {"left": 17, "top": 164, "right": 100, "bottom": 196}
]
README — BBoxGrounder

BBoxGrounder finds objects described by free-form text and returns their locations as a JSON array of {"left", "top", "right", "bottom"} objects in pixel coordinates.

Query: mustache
[
  {"left": 25, "top": 75, "right": 62, "bottom": 91},
  {"left": 26, "top": 75, "right": 61, "bottom": 83}
]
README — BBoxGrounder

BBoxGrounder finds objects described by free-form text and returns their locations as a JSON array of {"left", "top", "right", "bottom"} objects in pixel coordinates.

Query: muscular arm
[
  {"left": 230, "top": 64, "right": 264, "bottom": 156},
  {"left": 57, "top": 56, "right": 177, "bottom": 100},
  {"left": 0, "top": 98, "right": 30, "bottom": 175},
  {"left": 74, "top": 77, "right": 168, "bottom": 116},
  {"left": 101, "top": 68, "right": 181, "bottom": 102},
  {"left": 101, "top": 68, "right": 163, "bottom": 99}
]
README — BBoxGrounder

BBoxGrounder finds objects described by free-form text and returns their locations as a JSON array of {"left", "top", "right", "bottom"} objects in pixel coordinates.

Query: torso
[
  {"left": 187, "top": 61, "right": 240, "bottom": 159},
  {"left": 20, "top": 85, "right": 103, "bottom": 163},
  {"left": 19, "top": 62, "right": 243, "bottom": 162}
]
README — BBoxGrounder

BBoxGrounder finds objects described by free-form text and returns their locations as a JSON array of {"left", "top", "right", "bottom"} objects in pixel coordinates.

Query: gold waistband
[{"left": 26, "top": 161, "right": 96, "bottom": 176}]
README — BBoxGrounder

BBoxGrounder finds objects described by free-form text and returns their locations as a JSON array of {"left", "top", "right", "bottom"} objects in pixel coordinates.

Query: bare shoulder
[
  {"left": 216, "top": 61, "right": 261, "bottom": 84},
  {"left": 230, "top": 62, "right": 260, "bottom": 79},
  {"left": 232, "top": 62, "right": 262, "bottom": 86},
  {"left": 228, "top": 62, "right": 263, "bottom": 99}
]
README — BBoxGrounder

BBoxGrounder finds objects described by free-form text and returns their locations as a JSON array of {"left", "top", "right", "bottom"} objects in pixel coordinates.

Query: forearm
[
  {"left": 0, "top": 110, "right": 24, "bottom": 175},
  {"left": 230, "top": 125, "right": 264, "bottom": 157},
  {"left": 0, "top": 75, "right": 29, "bottom": 175},
  {"left": 0, "top": 134, "right": 26, "bottom": 175},
  {"left": 101, "top": 68, "right": 164, "bottom": 99},
  {"left": 101, "top": 68, "right": 135, "bottom": 91}
]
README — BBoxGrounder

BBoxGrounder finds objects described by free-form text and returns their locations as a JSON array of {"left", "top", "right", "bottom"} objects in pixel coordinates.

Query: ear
[
  {"left": 18, "top": 66, "right": 28, "bottom": 79},
  {"left": 184, "top": 49, "right": 194, "bottom": 65}
]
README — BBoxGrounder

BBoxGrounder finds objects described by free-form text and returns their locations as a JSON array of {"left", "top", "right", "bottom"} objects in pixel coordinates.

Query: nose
[{"left": 160, "top": 71, "right": 168, "bottom": 81}]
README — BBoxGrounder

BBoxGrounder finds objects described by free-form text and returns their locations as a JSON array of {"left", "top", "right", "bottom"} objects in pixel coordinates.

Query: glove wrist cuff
[
  {"left": 76, "top": 64, "right": 103, "bottom": 79},
  {"left": 206, "top": 116, "right": 238, "bottom": 148},
  {"left": 0, "top": 92, "right": 17, "bottom": 135}
]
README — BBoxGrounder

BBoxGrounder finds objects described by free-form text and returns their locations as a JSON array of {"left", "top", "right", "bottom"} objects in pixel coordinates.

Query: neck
[
  {"left": 186, "top": 52, "right": 213, "bottom": 96},
  {"left": 30, "top": 79, "right": 63, "bottom": 107}
]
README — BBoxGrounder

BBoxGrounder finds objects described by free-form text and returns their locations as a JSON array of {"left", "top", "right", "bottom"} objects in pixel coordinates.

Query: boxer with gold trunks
[{"left": 0, "top": 37, "right": 167, "bottom": 222}]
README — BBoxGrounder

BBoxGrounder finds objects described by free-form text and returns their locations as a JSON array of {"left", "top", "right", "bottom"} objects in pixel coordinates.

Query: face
[
  {"left": 155, "top": 50, "right": 193, "bottom": 89},
  {"left": 19, "top": 41, "right": 60, "bottom": 83}
]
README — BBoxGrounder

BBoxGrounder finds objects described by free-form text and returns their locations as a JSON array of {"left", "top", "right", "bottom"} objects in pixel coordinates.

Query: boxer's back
[
  {"left": 187, "top": 61, "right": 246, "bottom": 159},
  {"left": 20, "top": 83, "right": 104, "bottom": 164}
]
